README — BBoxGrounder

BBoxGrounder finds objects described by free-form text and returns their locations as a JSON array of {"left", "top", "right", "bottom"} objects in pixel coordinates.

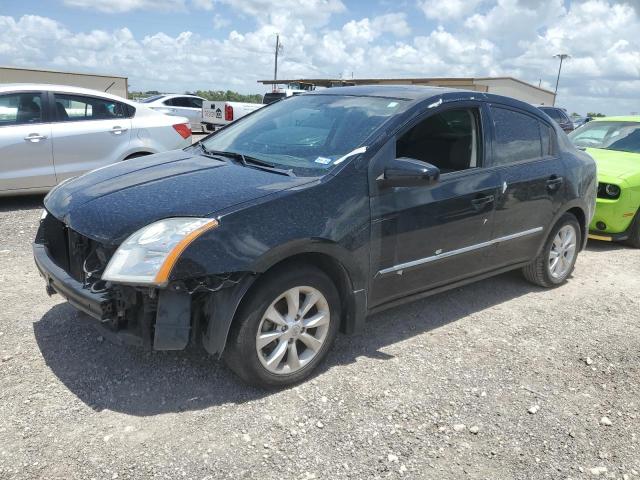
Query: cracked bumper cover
[{"left": 33, "top": 242, "right": 113, "bottom": 321}]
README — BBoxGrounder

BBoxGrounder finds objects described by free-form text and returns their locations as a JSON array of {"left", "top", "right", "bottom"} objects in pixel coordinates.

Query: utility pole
[
  {"left": 554, "top": 53, "right": 570, "bottom": 106},
  {"left": 273, "top": 34, "right": 282, "bottom": 90}
]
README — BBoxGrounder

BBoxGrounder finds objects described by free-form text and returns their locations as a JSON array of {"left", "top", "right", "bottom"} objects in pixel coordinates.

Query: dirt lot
[{"left": 1, "top": 195, "right": 639, "bottom": 480}]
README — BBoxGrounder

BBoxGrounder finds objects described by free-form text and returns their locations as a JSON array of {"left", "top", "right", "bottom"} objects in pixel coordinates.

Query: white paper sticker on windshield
[
  {"left": 314, "top": 156, "right": 333, "bottom": 165},
  {"left": 387, "top": 101, "right": 398, "bottom": 108}
]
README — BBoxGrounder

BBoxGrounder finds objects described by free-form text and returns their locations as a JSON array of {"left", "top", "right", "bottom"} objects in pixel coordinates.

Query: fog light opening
[{"left": 596, "top": 221, "right": 607, "bottom": 231}]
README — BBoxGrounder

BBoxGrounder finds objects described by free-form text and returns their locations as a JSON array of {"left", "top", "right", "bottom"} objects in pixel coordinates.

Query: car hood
[
  {"left": 45, "top": 149, "right": 316, "bottom": 244},
  {"left": 586, "top": 147, "right": 640, "bottom": 179}
]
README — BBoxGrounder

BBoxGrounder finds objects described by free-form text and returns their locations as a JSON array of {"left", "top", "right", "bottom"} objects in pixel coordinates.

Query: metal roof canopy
[
  {"left": 258, "top": 76, "right": 556, "bottom": 105},
  {"left": 0, "top": 65, "right": 129, "bottom": 98}
]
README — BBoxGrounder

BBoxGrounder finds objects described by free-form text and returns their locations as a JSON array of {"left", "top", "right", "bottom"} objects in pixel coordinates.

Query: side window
[
  {"left": 0, "top": 92, "right": 43, "bottom": 126},
  {"left": 172, "top": 97, "right": 192, "bottom": 108},
  {"left": 396, "top": 108, "right": 481, "bottom": 173},
  {"left": 540, "top": 124, "right": 553, "bottom": 156},
  {"left": 189, "top": 98, "right": 203, "bottom": 108},
  {"left": 54, "top": 94, "right": 129, "bottom": 122},
  {"left": 163, "top": 98, "right": 175, "bottom": 106},
  {"left": 490, "top": 107, "right": 542, "bottom": 165}
]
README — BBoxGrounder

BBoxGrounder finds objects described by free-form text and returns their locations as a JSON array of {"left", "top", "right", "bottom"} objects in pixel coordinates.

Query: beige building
[
  {"left": 259, "top": 76, "right": 555, "bottom": 106},
  {"left": 0, "top": 66, "right": 128, "bottom": 98}
]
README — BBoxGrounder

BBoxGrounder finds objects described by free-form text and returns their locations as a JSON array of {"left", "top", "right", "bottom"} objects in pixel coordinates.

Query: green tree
[
  {"left": 191, "top": 90, "right": 263, "bottom": 104},
  {"left": 586, "top": 112, "right": 606, "bottom": 118}
]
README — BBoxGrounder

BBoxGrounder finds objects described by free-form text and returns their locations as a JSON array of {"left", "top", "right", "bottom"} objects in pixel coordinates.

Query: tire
[
  {"left": 224, "top": 265, "right": 341, "bottom": 389},
  {"left": 522, "top": 213, "right": 581, "bottom": 288},
  {"left": 623, "top": 210, "right": 640, "bottom": 248}
]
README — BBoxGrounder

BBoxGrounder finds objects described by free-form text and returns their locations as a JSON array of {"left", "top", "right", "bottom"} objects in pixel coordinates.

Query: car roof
[
  {"left": 306, "top": 84, "right": 548, "bottom": 120},
  {"left": 155, "top": 93, "right": 203, "bottom": 99},
  {"left": 307, "top": 84, "right": 460, "bottom": 100},
  {"left": 592, "top": 116, "right": 640, "bottom": 122},
  {"left": 0, "top": 83, "right": 135, "bottom": 105}
]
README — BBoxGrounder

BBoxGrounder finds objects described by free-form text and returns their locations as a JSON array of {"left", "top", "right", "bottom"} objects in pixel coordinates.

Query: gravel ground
[{"left": 1, "top": 195, "right": 639, "bottom": 480}]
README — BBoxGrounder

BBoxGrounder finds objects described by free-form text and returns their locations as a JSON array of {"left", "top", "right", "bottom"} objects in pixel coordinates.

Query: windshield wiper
[{"left": 198, "top": 146, "right": 295, "bottom": 176}]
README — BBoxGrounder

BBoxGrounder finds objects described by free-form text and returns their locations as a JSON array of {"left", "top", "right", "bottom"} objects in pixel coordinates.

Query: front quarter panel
[{"left": 169, "top": 161, "right": 372, "bottom": 291}]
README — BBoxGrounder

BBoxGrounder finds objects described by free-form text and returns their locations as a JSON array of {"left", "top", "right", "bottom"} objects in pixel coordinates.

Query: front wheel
[
  {"left": 522, "top": 213, "right": 581, "bottom": 288},
  {"left": 224, "top": 265, "right": 340, "bottom": 388}
]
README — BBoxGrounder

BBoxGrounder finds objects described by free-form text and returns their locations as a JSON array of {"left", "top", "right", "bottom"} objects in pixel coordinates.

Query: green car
[{"left": 569, "top": 116, "right": 640, "bottom": 247}]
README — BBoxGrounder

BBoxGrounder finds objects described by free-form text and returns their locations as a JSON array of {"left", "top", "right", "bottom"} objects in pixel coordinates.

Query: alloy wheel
[
  {"left": 256, "top": 286, "right": 331, "bottom": 375},
  {"left": 548, "top": 224, "right": 577, "bottom": 279}
]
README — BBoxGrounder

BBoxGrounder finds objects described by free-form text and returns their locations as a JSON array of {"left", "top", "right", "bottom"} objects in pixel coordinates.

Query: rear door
[
  {"left": 488, "top": 105, "right": 565, "bottom": 265},
  {"left": 0, "top": 91, "right": 55, "bottom": 192},
  {"left": 50, "top": 92, "right": 132, "bottom": 182}
]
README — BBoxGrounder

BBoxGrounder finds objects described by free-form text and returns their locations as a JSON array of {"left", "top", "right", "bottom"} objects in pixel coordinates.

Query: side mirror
[{"left": 378, "top": 157, "right": 440, "bottom": 188}]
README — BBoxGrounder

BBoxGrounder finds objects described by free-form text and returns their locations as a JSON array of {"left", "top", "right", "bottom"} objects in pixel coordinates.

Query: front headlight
[
  {"left": 597, "top": 182, "right": 621, "bottom": 199},
  {"left": 102, "top": 217, "right": 219, "bottom": 286}
]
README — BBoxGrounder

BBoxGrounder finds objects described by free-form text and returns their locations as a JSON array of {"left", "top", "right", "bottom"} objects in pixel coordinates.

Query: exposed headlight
[
  {"left": 597, "top": 182, "right": 621, "bottom": 199},
  {"left": 102, "top": 217, "right": 219, "bottom": 286}
]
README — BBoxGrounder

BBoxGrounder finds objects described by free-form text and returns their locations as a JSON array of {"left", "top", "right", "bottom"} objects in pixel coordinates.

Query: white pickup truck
[{"left": 202, "top": 101, "right": 264, "bottom": 132}]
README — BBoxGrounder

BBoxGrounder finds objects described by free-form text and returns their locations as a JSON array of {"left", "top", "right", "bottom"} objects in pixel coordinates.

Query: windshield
[
  {"left": 569, "top": 121, "right": 640, "bottom": 154},
  {"left": 201, "top": 94, "right": 409, "bottom": 175},
  {"left": 140, "top": 95, "right": 165, "bottom": 103}
]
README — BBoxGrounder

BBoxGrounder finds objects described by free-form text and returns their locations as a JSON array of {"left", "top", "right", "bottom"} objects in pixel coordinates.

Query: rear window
[
  {"left": 491, "top": 107, "right": 546, "bottom": 165},
  {"left": 263, "top": 93, "right": 286, "bottom": 104},
  {"left": 53, "top": 93, "right": 132, "bottom": 122},
  {"left": 140, "top": 95, "right": 165, "bottom": 103}
]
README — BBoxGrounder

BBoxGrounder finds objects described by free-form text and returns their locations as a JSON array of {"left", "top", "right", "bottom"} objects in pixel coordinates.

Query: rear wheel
[
  {"left": 224, "top": 265, "right": 340, "bottom": 389},
  {"left": 522, "top": 213, "right": 580, "bottom": 288},
  {"left": 124, "top": 152, "right": 151, "bottom": 161},
  {"left": 623, "top": 210, "right": 640, "bottom": 248}
]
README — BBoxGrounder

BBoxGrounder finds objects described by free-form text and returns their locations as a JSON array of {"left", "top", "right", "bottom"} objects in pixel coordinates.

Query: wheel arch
[
  {"left": 119, "top": 150, "right": 155, "bottom": 161},
  {"left": 566, "top": 205, "right": 587, "bottom": 250},
  {"left": 201, "top": 244, "right": 368, "bottom": 357}
]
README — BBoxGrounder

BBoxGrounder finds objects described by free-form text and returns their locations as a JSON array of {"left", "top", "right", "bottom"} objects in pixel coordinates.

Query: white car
[
  {"left": 0, "top": 84, "right": 192, "bottom": 196},
  {"left": 139, "top": 94, "right": 205, "bottom": 132}
]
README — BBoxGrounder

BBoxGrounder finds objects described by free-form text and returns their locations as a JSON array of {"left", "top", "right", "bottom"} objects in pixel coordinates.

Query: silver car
[
  {"left": 139, "top": 94, "right": 205, "bottom": 132},
  {"left": 0, "top": 84, "right": 192, "bottom": 196}
]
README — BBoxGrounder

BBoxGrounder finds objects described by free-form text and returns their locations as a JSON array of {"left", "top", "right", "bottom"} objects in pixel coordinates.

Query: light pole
[{"left": 554, "top": 53, "right": 570, "bottom": 105}]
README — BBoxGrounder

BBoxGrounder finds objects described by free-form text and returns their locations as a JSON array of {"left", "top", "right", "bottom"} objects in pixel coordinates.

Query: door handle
[
  {"left": 546, "top": 176, "right": 564, "bottom": 191},
  {"left": 24, "top": 134, "right": 47, "bottom": 142},
  {"left": 111, "top": 126, "right": 128, "bottom": 135},
  {"left": 471, "top": 195, "right": 495, "bottom": 209}
]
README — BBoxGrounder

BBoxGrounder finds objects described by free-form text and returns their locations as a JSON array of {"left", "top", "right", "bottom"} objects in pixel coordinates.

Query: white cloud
[
  {"left": 418, "top": 0, "right": 484, "bottom": 20},
  {"left": 2, "top": 0, "right": 640, "bottom": 115},
  {"left": 63, "top": 0, "right": 215, "bottom": 13},
  {"left": 219, "top": 0, "right": 346, "bottom": 28}
]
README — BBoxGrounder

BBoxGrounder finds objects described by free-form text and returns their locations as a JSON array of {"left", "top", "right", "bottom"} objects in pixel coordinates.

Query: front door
[
  {"left": 487, "top": 105, "right": 565, "bottom": 265},
  {"left": 0, "top": 91, "right": 55, "bottom": 192},
  {"left": 369, "top": 103, "right": 501, "bottom": 307},
  {"left": 50, "top": 92, "right": 132, "bottom": 182}
]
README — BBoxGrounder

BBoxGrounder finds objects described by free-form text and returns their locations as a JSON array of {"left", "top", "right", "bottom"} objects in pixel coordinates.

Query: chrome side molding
[{"left": 378, "top": 227, "right": 544, "bottom": 277}]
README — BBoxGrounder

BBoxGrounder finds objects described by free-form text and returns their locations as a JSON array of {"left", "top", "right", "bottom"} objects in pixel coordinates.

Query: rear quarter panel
[{"left": 130, "top": 111, "right": 191, "bottom": 154}]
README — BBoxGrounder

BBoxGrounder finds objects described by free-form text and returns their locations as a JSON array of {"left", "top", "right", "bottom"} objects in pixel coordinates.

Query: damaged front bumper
[
  {"left": 33, "top": 241, "right": 253, "bottom": 355},
  {"left": 33, "top": 243, "right": 114, "bottom": 321}
]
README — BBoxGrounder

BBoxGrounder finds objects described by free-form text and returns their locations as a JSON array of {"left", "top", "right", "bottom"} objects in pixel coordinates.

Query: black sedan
[{"left": 34, "top": 86, "right": 597, "bottom": 388}]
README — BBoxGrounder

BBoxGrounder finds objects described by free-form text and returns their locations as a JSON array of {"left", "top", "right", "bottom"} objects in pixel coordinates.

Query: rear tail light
[
  {"left": 224, "top": 105, "right": 234, "bottom": 122},
  {"left": 173, "top": 123, "right": 191, "bottom": 139}
]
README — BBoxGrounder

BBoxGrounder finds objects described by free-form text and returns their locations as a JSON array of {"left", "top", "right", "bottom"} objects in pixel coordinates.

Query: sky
[{"left": 0, "top": 0, "right": 639, "bottom": 115}]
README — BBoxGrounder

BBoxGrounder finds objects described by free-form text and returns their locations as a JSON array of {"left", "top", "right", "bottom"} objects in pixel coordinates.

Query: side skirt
[{"left": 367, "top": 261, "right": 530, "bottom": 316}]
